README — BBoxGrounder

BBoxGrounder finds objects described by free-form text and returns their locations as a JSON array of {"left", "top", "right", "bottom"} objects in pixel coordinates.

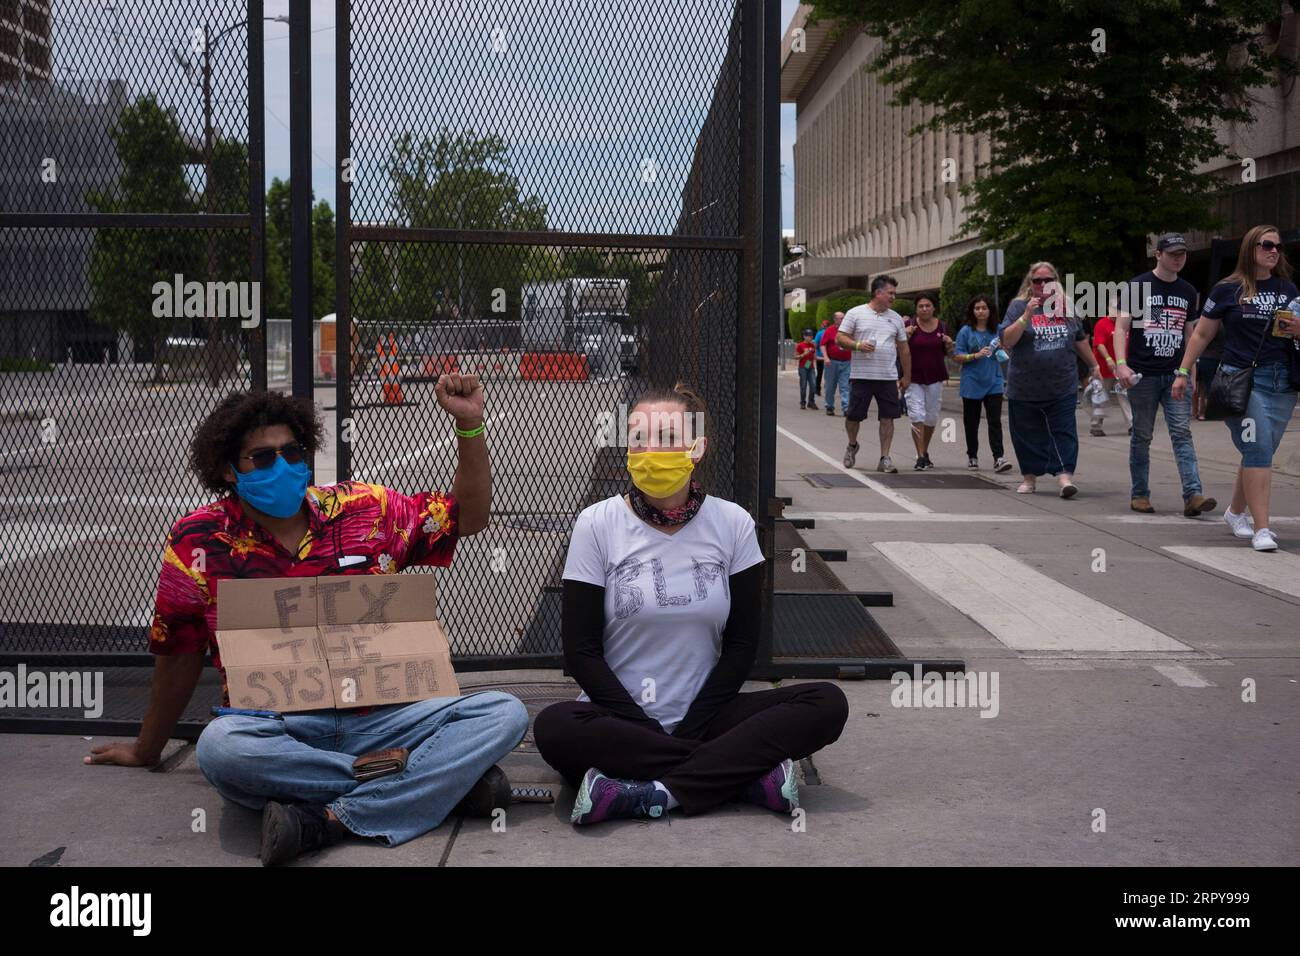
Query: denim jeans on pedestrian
[
  {"left": 1223, "top": 361, "right": 1299, "bottom": 468},
  {"left": 822, "top": 359, "right": 850, "bottom": 413},
  {"left": 798, "top": 365, "right": 815, "bottom": 405},
  {"left": 1127, "top": 371, "right": 1202, "bottom": 501},
  {"left": 195, "top": 691, "right": 529, "bottom": 846}
]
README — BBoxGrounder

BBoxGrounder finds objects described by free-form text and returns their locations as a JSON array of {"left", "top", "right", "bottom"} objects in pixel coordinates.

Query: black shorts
[{"left": 847, "top": 378, "right": 901, "bottom": 422}]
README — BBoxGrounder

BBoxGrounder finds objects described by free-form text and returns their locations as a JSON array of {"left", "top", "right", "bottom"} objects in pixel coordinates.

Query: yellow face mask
[{"left": 627, "top": 439, "right": 701, "bottom": 498}]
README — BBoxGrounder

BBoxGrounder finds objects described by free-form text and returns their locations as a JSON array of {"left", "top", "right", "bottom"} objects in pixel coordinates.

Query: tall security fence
[
  {"left": 0, "top": 0, "right": 783, "bottom": 682},
  {"left": 1, "top": 0, "right": 266, "bottom": 659},
  {"left": 335, "top": 0, "right": 779, "bottom": 668}
]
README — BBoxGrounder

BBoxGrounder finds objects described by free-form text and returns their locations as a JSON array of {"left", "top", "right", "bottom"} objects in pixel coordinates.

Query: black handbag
[{"left": 1204, "top": 316, "right": 1269, "bottom": 420}]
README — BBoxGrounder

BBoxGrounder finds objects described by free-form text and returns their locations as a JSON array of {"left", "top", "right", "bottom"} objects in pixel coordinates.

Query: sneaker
[
  {"left": 878, "top": 456, "right": 898, "bottom": 473},
  {"left": 809, "top": 402, "right": 818, "bottom": 410},
  {"left": 741, "top": 758, "right": 800, "bottom": 814},
  {"left": 1252, "top": 528, "right": 1279, "bottom": 552},
  {"left": 922, "top": 455, "right": 934, "bottom": 469},
  {"left": 1130, "top": 497, "right": 1155, "bottom": 514},
  {"left": 259, "top": 802, "right": 347, "bottom": 867},
  {"left": 452, "top": 764, "right": 511, "bottom": 818},
  {"left": 843, "top": 442, "right": 859, "bottom": 468},
  {"left": 571, "top": 769, "right": 670, "bottom": 825},
  {"left": 1089, "top": 424, "right": 1106, "bottom": 437},
  {"left": 800, "top": 402, "right": 806, "bottom": 409},
  {"left": 1183, "top": 495, "right": 1217, "bottom": 517},
  {"left": 914, "top": 456, "right": 927, "bottom": 471},
  {"left": 967, "top": 457, "right": 979, "bottom": 470},
  {"left": 826, "top": 408, "right": 836, "bottom": 416},
  {"left": 994, "top": 457, "right": 1013, "bottom": 473},
  {"left": 1224, "top": 508, "right": 1254, "bottom": 539}
]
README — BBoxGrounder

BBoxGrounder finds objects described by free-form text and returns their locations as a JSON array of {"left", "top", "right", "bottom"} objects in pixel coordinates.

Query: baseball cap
[
  {"left": 801, "top": 328, "right": 814, "bottom": 335},
  {"left": 1156, "top": 233, "right": 1187, "bottom": 252}
]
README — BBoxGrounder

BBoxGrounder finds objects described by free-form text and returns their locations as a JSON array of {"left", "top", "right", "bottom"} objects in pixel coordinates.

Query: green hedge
[{"left": 940, "top": 245, "right": 1032, "bottom": 328}]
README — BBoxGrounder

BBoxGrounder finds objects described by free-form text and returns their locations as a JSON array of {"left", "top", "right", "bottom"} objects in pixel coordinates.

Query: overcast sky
[{"left": 57, "top": 0, "right": 800, "bottom": 231}]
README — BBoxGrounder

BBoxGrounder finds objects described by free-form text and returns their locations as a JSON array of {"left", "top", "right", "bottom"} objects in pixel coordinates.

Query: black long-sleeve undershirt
[{"left": 560, "top": 561, "right": 764, "bottom": 739}]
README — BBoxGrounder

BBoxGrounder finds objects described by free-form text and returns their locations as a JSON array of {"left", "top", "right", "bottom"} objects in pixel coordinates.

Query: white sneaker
[
  {"left": 1251, "top": 528, "right": 1279, "bottom": 552},
  {"left": 1224, "top": 508, "right": 1254, "bottom": 539}
]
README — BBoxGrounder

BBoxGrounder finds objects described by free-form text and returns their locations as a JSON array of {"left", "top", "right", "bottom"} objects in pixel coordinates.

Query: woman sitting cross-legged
[{"left": 534, "top": 382, "right": 850, "bottom": 825}]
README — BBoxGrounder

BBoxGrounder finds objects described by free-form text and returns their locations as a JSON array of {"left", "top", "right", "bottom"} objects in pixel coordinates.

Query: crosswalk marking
[
  {"left": 1162, "top": 545, "right": 1300, "bottom": 600},
  {"left": 1152, "top": 663, "right": 1215, "bottom": 688},
  {"left": 872, "top": 541, "right": 1191, "bottom": 652}
]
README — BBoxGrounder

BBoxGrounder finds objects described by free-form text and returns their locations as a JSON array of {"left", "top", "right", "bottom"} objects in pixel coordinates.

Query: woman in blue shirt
[
  {"left": 1175, "top": 224, "right": 1300, "bottom": 552},
  {"left": 954, "top": 294, "right": 1011, "bottom": 472}
]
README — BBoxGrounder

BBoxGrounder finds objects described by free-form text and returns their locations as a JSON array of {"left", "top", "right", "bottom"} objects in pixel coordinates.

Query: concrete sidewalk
[{"left": 2, "top": 372, "right": 1297, "bottom": 866}]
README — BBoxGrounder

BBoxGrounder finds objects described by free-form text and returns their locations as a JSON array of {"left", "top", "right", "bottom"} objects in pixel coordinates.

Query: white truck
[{"left": 520, "top": 277, "right": 638, "bottom": 372}]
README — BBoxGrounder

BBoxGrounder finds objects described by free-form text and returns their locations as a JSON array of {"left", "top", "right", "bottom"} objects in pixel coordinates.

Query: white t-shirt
[
  {"left": 562, "top": 494, "right": 766, "bottom": 732},
  {"left": 839, "top": 304, "right": 907, "bottom": 379}
]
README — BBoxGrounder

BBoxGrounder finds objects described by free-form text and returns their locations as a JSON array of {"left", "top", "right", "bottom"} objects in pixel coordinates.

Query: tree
[
  {"left": 87, "top": 95, "right": 202, "bottom": 380},
  {"left": 354, "top": 129, "right": 547, "bottom": 327},
  {"left": 263, "top": 177, "right": 336, "bottom": 322},
  {"left": 808, "top": 0, "right": 1296, "bottom": 284}
]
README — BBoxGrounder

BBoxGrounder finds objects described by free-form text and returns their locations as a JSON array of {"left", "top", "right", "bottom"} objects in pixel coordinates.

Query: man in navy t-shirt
[{"left": 1113, "top": 233, "right": 1216, "bottom": 517}]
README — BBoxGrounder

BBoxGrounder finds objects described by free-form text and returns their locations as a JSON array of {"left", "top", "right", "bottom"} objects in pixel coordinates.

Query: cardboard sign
[{"left": 215, "top": 575, "right": 460, "bottom": 712}]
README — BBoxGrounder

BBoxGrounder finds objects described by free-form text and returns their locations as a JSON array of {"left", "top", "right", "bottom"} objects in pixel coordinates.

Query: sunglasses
[
  {"left": 1257, "top": 240, "right": 1282, "bottom": 252},
  {"left": 1030, "top": 277, "right": 1056, "bottom": 285},
  {"left": 239, "top": 441, "right": 307, "bottom": 470}
]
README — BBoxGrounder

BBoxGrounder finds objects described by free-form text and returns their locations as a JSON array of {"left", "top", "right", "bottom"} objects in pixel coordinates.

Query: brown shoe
[
  {"left": 1130, "top": 497, "right": 1155, "bottom": 514},
  {"left": 1184, "top": 495, "right": 1218, "bottom": 517}
]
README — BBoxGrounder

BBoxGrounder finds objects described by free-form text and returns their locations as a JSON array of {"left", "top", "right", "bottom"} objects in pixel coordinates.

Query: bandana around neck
[{"left": 627, "top": 477, "right": 706, "bottom": 527}]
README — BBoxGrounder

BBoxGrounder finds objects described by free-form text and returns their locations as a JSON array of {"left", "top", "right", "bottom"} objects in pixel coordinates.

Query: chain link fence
[
  {"left": 1, "top": 0, "right": 265, "bottom": 658},
  {"left": 335, "top": 0, "right": 773, "bottom": 667}
]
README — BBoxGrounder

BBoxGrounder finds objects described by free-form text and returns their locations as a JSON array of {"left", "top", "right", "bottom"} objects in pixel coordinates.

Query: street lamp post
[{"left": 175, "top": 15, "right": 289, "bottom": 385}]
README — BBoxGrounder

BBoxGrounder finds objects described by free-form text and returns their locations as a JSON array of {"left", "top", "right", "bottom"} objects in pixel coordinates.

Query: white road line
[
  {"left": 1152, "top": 663, "right": 1215, "bottom": 687},
  {"left": 0, "top": 524, "right": 118, "bottom": 568},
  {"left": 1102, "top": 515, "right": 1300, "bottom": 525},
  {"left": 775, "top": 425, "right": 931, "bottom": 514},
  {"left": 356, "top": 414, "right": 495, "bottom": 477},
  {"left": 2, "top": 423, "right": 190, "bottom": 460},
  {"left": 782, "top": 511, "right": 1043, "bottom": 523},
  {"left": 1163, "top": 545, "right": 1300, "bottom": 600},
  {"left": 873, "top": 541, "right": 1191, "bottom": 652}
]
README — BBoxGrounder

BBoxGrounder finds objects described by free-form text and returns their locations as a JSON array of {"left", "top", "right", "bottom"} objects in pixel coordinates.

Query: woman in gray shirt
[{"left": 997, "top": 261, "right": 1101, "bottom": 497}]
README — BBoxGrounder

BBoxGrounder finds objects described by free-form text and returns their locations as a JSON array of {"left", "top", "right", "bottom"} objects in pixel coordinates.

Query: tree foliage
[{"left": 808, "top": 0, "right": 1295, "bottom": 282}]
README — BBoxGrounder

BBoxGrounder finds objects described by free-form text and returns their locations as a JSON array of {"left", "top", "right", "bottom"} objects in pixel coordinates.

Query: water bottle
[
  {"left": 1114, "top": 370, "right": 1140, "bottom": 396},
  {"left": 990, "top": 337, "right": 1009, "bottom": 363}
]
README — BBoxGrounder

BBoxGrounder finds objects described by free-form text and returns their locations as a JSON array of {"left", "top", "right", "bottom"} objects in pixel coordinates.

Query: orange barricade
[
  {"left": 518, "top": 352, "right": 589, "bottom": 381},
  {"left": 420, "top": 354, "right": 461, "bottom": 378},
  {"left": 375, "top": 334, "right": 405, "bottom": 404}
]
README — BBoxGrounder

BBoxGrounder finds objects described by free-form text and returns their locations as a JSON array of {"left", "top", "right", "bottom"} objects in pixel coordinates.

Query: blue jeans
[
  {"left": 1223, "top": 362, "right": 1298, "bottom": 467},
  {"left": 1127, "top": 371, "right": 1202, "bottom": 500},
  {"left": 798, "top": 365, "right": 816, "bottom": 404},
  {"left": 195, "top": 691, "right": 529, "bottom": 846},
  {"left": 822, "top": 359, "right": 850, "bottom": 413}
]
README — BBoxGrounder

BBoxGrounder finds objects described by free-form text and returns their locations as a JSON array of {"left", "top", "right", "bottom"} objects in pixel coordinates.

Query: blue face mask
[{"left": 231, "top": 456, "right": 311, "bottom": 518}]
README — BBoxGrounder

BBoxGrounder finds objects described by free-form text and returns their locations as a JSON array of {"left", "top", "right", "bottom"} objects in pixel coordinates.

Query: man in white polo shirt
[{"left": 836, "top": 275, "right": 911, "bottom": 473}]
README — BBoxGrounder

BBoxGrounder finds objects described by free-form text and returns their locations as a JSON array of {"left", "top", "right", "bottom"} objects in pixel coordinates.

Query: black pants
[
  {"left": 963, "top": 394, "right": 1005, "bottom": 459},
  {"left": 814, "top": 359, "right": 825, "bottom": 394},
  {"left": 534, "top": 682, "right": 848, "bottom": 815}
]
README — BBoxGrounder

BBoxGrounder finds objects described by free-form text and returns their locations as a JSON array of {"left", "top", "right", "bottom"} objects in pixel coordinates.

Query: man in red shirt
[
  {"left": 1089, "top": 315, "right": 1133, "bottom": 436},
  {"left": 85, "top": 377, "right": 528, "bottom": 865},
  {"left": 819, "top": 310, "right": 853, "bottom": 416}
]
